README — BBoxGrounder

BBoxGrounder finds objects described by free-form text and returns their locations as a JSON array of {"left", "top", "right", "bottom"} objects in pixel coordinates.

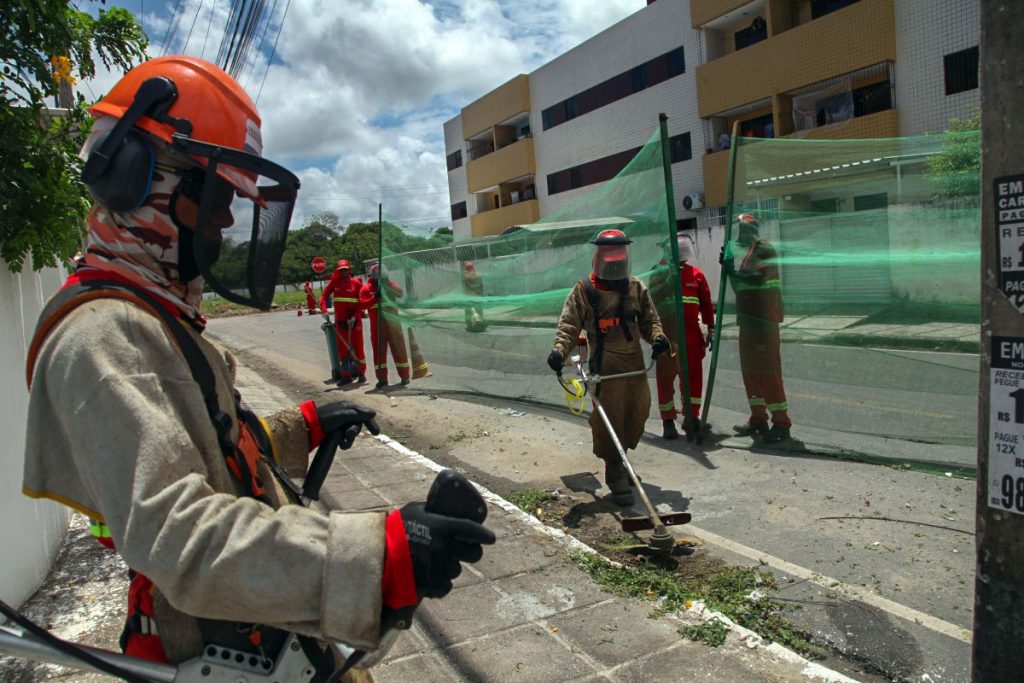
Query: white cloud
[{"left": 83, "top": 0, "right": 642, "bottom": 227}]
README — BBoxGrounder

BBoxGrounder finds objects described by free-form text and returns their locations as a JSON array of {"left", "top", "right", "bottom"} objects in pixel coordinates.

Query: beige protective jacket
[
  {"left": 553, "top": 276, "right": 664, "bottom": 460},
  {"left": 23, "top": 299, "right": 387, "bottom": 662}
]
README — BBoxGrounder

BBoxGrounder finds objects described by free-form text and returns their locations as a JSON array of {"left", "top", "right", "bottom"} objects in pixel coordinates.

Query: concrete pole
[{"left": 975, "top": 2, "right": 1024, "bottom": 679}]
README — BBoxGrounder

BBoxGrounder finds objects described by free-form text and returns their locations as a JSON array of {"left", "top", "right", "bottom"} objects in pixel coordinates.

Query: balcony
[
  {"left": 466, "top": 137, "right": 536, "bottom": 194},
  {"left": 462, "top": 74, "right": 531, "bottom": 138},
  {"left": 470, "top": 199, "right": 539, "bottom": 238},
  {"left": 696, "top": 0, "right": 894, "bottom": 118}
]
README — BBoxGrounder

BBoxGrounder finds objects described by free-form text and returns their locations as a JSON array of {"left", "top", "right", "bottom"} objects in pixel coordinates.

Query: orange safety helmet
[
  {"left": 336, "top": 259, "right": 351, "bottom": 271},
  {"left": 89, "top": 55, "right": 262, "bottom": 200},
  {"left": 736, "top": 213, "right": 760, "bottom": 230}
]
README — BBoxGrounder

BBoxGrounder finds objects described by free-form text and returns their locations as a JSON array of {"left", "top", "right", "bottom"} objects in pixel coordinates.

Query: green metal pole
[
  {"left": 700, "top": 121, "right": 741, "bottom": 440},
  {"left": 658, "top": 113, "right": 692, "bottom": 434},
  {"left": 377, "top": 203, "right": 384, "bottom": 385}
]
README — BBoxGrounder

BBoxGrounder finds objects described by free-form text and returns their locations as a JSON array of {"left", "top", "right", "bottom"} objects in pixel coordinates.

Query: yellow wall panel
[
  {"left": 462, "top": 75, "right": 531, "bottom": 139},
  {"left": 466, "top": 138, "right": 536, "bottom": 193},
  {"left": 470, "top": 199, "right": 539, "bottom": 237}
]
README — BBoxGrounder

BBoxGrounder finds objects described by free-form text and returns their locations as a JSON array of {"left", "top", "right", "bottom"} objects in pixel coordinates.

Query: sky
[{"left": 84, "top": 0, "right": 643, "bottom": 230}]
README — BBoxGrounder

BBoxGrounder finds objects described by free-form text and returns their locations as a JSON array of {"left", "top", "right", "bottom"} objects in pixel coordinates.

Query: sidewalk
[{"left": 235, "top": 369, "right": 855, "bottom": 682}]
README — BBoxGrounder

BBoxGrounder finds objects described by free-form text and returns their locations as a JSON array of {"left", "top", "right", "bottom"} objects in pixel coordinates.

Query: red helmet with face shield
[
  {"left": 591, "top": 229, "right": 632, "bottom": 281},
  {"left": 83, "top": 56, "right": 300, "bottom": 310}
]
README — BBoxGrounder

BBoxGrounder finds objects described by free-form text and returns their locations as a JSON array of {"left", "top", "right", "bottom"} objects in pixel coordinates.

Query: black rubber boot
[
  {"left": 604, "top": 460, "right": 634, "bottom": 506},
  {"left": 683, "top": 417, "right": 701, "bottom": 440},
  {"left": 375, "top": 380, "right": 388, "bottom": 390},
  {"left": 357, "top": 374, "right": 366, "bottom": 383},
  {"left": 662, "top": 419, "right": 680, "bottom": 440},
  {"left": 400, "top": 377, "right": 410, "bottom": 386},
  {"left": 763, "top": 424, "right": 791, "bottom": 443},
  {"left": 337, "top": 376, "right": 353, "bottom": 386},
  {"left": 733, "top": 421, "right": 768, "bottom": 437}
]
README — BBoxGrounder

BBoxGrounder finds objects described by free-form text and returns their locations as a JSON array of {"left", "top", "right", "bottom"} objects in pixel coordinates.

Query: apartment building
[{"left": 443, "top": 0, "right": 979, "bottom": 240}]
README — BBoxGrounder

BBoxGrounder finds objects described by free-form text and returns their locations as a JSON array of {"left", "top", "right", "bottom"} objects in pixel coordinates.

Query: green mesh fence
[
  {"left": 709, "top": 131, "right": 979, "bottom": 474},
  {"left": 376, "top": 128, "right": 683, "bottom": 410},
  {"left": 376, "top": 128, "right": 980, "bottom": 475}
]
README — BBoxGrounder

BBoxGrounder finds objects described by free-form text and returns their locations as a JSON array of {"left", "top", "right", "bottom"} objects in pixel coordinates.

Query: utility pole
[{"left": 975, "top": 2, "right": 1024, "bottom": 679}]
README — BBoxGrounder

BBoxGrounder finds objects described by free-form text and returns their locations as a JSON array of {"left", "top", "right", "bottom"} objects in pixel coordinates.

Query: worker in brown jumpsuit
[{"left": 547, "top": 230, "right": 668, "bottom": 505}]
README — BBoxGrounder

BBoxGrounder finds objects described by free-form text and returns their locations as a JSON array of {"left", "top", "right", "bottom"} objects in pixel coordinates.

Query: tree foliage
[
  {"left": 926, "top": 112, "right": 980, "bottom": 200},
  {"left": 1, "top": 1, "right": 147, "bottom": 272}
]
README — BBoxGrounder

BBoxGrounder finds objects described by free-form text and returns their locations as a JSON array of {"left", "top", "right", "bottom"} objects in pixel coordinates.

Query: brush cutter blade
[{"left": 620, "top": 512, "right": 691, "bottom": 532}]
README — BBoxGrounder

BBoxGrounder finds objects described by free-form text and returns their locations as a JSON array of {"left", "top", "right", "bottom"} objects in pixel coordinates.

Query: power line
[
  {"left": 182, "top": 0, "right": 205, "bottom": 53},
  {"left": 158, "top": 0, "right": 185, "bottom": 56},
  {"left": 200, "top": 0, "right": 217, "bottom": 60},
  {"left": 255, "top": 0, "right": 290, "bottom": 104},
  {"left": 242, "top": 0, "right": 278, "bottom": 89}
]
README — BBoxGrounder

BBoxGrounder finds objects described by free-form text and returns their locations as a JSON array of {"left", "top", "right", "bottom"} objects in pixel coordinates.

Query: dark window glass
[
  {"left": 570, "top": 167, "right": 583, "bottom": 189},
  {"left": 810, "top": 0, "right": 859, "bottom": 20},
  {"left": 734, "top": 17, "right": 767, "bottom": 51},
  {"left": 854, "top": 193, "right": 887, "bottom": 211},
  {"left": 669, "top": 132, "right": 692, "bottom": 163},
  {"left": 739, "top": 113, "right": 774, "bottom": 138},
  {"left": 450, "top": 201, "right": 467, "bottom": 221},
  {"left": 810, "top": 198, "right": 839, "bottom": 214},
  {"left": 446, "top": 149, "right": 462, "bottom": 172},
  {"left": 565, "top": 96, "right": 579, "bottom": 121},
  {"left": 852, "top": 80, "right": 892, "bottom": 117},
  {"left": 676, "top": 218, "right": 697, "bottom": 231},
  {"left": 631, "top": 66, "right": 646, "bottom": 93},
  {"left": 944, "top": 46, "right": 979, "bottom": 95},
  {"left": 537, "top": 45, "right": 685, "bottom": 131},
  {"left": 667, "top": 47, "right": 685, "bottom": 77}
]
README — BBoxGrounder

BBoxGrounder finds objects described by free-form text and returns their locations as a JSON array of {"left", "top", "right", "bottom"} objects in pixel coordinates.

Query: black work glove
[
  {"left": 718, "top": 246, "right": 724, "bottom": 265},
  {"left": 317, "top": 400, "right": 380, "bottom": 449},
  {"left": 399, "top": 502, "right": 495, "bottom": 599},
  {"left": 547, "top": 348, "right": 564, "bottom": 374},
  {"left": 652, "top": 335, "right": 670, "bottom": 357}
]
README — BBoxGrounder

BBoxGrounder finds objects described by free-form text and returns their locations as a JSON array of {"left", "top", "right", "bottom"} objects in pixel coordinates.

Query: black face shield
[{"left": 172, "top": 134, "right": 300, "bottom": 310}]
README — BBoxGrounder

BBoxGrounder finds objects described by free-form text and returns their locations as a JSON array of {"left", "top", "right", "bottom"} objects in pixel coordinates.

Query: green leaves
[{"left": 0, "top": 1, "right": 147, "bottom": 273}]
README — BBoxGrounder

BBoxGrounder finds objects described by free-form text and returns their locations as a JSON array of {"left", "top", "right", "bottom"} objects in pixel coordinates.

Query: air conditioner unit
[{"left": 682, "top": 192, "right": 704, "bottom": 211}]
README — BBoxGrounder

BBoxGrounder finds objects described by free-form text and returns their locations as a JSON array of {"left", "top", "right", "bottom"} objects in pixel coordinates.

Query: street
[{"left": 208, "top": 311, "right": 976, "bottom": 682}]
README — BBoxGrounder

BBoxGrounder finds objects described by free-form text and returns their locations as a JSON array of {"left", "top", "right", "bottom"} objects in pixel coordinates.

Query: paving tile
[
  {"left": 369, "top": 652, "right": 457, "bottom": 683},
  {"left": 443, "top": 623, "right": 596, "bottom": 682},
  {"left": 548, "top": 599, "right": 681, "bottom": 668},
  {"left": 612, "top": 642, "right": 771, "bottom": 683}
]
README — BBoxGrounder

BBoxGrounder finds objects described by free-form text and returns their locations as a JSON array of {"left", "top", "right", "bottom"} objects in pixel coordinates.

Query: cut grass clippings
[
  {"left": 571, "top": 549, "right": 825, "bottom": 658},
  {"left": 506, "top": 489, "right": 554, "bottom": 516}
]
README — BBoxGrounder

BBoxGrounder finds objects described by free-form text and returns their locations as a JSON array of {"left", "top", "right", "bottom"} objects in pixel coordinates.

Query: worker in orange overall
[
  {"left": 360, "top": 264, "right": 411, "bottom": 389},
  {"left": 653, "top": 234, "right": 714, "bottom": 440},
  {"left": 320, "top": 259, "right": 366, "bottom": 384}
]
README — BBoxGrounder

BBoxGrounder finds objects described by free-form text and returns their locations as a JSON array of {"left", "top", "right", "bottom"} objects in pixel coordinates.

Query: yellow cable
[{"left": 563, "top": 378, "right": 586, "bottom": 415}]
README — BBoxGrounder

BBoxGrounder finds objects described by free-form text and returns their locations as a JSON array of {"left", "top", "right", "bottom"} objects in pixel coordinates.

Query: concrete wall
[
  {"left": 894, "top": 0, "right": 980, "bottom": 136},
  {"left": 0, "top": 262, "right": 70, "bottom": 608}
]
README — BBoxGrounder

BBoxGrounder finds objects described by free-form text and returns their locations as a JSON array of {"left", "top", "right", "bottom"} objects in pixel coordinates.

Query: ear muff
[
  {"left": 82, "top": 77, "right": 188, "bottom": 213},
  {"left": 83, "top": 130, "right": 155, "bottom": 212}
]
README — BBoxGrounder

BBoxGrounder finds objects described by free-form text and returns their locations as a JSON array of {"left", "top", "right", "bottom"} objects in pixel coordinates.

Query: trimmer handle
[{"left": 301, "top": 429, "right": 344, "bottom": 501}]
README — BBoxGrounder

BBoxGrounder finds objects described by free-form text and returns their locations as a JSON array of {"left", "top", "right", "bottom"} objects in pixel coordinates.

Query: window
[
  {"left": 669, "top": 132, "right": 692, "bottom": 163},
  {"left": 546, "top": 146, "right": 643, "bottom": 196},
  {"left": 852, "top": 80, "right": 892, "bottom": 117},
  {"left": 451, "top": 201, "right": 467, "bottom": 221},
  {"left": 676, "top": 217, "right": 697, "bottom": 231},
  {"left": 631, "top": 66, "right": 646, "bottom": 93},
  {"left": 854, "top": 193, "right": 887, "bottom": 211},
  {"left": 739, "top": 113, "right": 774, "bottom": 138},
  {"left": 539, "top": 46, "right": 685, "bottom": 131},
  {"left": 667, "top": 47, "right": 685, "bottom": 78},
  {"left": 810, "top": 0, "right": 859, "bottom": 20},
  {"left": 944, "top": 46, "right": 979, "bottom": 95},
  {"left": 446, "top": 149, "right": 462, "bottom": 172},
  {"left": 734, "top": 17, "right": 767, "bottom": 51}
]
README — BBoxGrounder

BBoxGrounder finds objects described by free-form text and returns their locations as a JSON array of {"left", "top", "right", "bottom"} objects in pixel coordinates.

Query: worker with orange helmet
[
  {"left": 360, "top": 263, "right": 412, "bottom": 389},
  {"left": 651, "top": 234, "right": 715, "bottom": 440},
  {"left": 725, "top": 213, "right": 791, "bottom": 442},
  {"left": 321, "top": 258, "right": 367, "bottom": 384},
  {"left": 463, "top": 260, "right": 487, "bottom": 332},
  {"left": 547, "top": 229, "right": 668, "bottom": 506},
  {"left": 22, "top": 56, "right": 492, "bottom": 673}
]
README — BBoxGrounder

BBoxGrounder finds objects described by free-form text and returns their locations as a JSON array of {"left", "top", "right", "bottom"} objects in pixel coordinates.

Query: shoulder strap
[
  {"left": 579, "top": 278, "right": 604, "bottom": 377},
  {"left": 28, "top": 280, "right": 269, "bottom": 502}
]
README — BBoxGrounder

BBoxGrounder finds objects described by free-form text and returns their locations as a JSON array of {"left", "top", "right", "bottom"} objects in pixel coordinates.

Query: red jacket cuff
[
  {"left": 299, "top": 400, "right": 324, "bottom": 450},
  {"left": 382, "top": 510, "right": 418, "bottom": 609}
]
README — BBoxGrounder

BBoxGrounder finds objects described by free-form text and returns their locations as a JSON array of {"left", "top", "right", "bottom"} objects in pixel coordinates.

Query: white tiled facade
[
  {"left": 443, "top": 115, "right": 470, "bottom": 236},
  {"left": 528, "top": 0, "right": 704, "bottom": 218},
  {"left": 894, "top": 0, "right": 980, "bottom": 136}
]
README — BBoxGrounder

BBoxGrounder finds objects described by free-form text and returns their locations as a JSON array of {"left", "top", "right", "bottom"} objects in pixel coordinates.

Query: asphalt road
[{"left": 208, "top": 310, "right": 976, "bottom": 682}]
